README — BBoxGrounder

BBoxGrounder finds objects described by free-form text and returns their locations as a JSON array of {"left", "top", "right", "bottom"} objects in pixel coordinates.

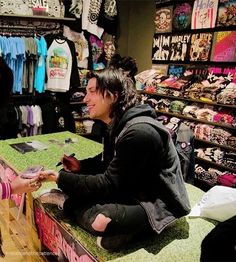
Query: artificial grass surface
[{"left": 0, "top": 132, "right": 217, "bottom": 261}]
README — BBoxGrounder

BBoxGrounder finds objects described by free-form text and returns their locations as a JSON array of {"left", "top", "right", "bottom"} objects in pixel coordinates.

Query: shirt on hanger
[{"left": 46, "top": 39, "right": 72, "bottom": 92}]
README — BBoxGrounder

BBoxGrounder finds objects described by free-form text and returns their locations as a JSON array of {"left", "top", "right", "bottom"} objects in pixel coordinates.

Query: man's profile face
[{"left": 83, "top": 78, "right": 116, "bottom": 124}]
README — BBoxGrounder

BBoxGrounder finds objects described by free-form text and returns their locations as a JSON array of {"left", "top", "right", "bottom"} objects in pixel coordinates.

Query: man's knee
[{"left": 91, "top": 213, "right": 112, "bottom": 232}]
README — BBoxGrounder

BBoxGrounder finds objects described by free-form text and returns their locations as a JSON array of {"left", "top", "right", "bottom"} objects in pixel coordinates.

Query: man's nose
[{"left": 83, "top": 93, "right": 89, "bottom": 103}]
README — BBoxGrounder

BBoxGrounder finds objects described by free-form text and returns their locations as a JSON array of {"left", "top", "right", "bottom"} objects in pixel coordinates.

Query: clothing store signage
[
  {"left": 34, "top": 205, "right": 97, "bottom": 262},
  {"left": 0, "top": 0, "right": 62, "bottom": 17}
]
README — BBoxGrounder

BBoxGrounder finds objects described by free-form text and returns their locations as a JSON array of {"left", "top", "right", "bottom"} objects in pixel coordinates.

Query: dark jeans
[{"left": 63, "top": 197, "right": 152, "bottom": 237}]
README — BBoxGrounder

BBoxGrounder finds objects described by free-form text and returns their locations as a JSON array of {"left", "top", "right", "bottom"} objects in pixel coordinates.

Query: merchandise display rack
[{"left": 146, "top": 0, "right": 236, "bottom": 188}]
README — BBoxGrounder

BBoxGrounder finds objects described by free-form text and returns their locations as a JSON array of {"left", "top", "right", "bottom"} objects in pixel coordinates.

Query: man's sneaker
[
  {"left": 37, "top": 189, "right": 68, "bottom": 210},
  {"left": 97, "top": 233, "right": 136, "bottom": 252}
]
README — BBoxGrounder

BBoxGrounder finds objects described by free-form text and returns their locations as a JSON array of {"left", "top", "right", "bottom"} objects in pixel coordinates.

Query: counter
[{"left": 0, "top": 131, "right": 217, "bottom": 262}]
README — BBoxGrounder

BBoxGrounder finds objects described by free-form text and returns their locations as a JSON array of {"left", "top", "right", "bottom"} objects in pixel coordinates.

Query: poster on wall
[
  {"left": 152, "top": 34, "right": 171, "bottom": 61},
  {"left": 191, "top": 0, "right": 219, "bottom": 29},
  {"left": 217, "top": 0, "right": 236, "bottom": 27},
  {"left": 189, "top": 33, "right": 213, "bottom": 61},
  {"left": 172, "top": 2, "right": 193, "bottom": 31},
  {"left": 154, "top": 6, "right": 173, "bottom": 33}
]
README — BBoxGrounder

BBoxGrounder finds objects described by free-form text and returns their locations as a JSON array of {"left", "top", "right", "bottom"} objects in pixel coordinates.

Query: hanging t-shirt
[
  {"left": 97, "top": 0, "right": 118, "bottom": 36},
  {"left": 64, "top": 0, "right": 83, "bottom": 33},
  {"left": 63, "top": 25, "right": 89, "bottom": 69},
  {"left": 89, "top": 34, "right": 105, "bottom": 70},
  {"left": 82, "top": 0, "right": 104, "bottom": 39},
  {"left": 46, "top": 39, "right": 72, "bottom": 92},
  {"left": 15, "top": 37, "right": 26, "bottom": 94},
  {"left": 34, "top": 36, "right": 47, "bottom": 93}
]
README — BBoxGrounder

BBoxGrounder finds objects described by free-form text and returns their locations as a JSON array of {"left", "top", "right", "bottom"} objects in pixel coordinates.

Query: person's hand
[
  {"left": 11, "top": 175, "right": 41, "bottom": 194},
  {"left": 61, "top": 154, "right": 80, "bottom": 173},
  {"left": 38, "top": 170, "right": 59, "bottom": 183}
]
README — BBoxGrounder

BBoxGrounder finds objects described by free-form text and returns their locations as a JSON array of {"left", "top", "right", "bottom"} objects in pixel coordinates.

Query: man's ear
[
  {"left": 105, "top": 90, "right": 118, "bottom": 102},
  {"left": 113, "top": 91, "right": 119, "bottom": 102}
]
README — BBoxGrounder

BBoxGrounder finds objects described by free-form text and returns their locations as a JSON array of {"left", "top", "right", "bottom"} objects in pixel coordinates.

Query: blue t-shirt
[{"left": 34, "top": 36, "right": 47, "bottom": 93}]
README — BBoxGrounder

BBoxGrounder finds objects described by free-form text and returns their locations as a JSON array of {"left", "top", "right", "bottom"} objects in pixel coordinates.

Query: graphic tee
[
  {"left": 82, "top": 0, "right": 104, "bottom": 38},
  {"left": 211, "top": 31, "right": 236, "bottom": 62},
  {"left": 172, "top": 2, "right": 192, "bottom": 31},
  {"left": 217, "top": 0, "right": 236, "bottom": 27},
  {"left": 191, "top": 0, "right": 218, "bottom": 29},
  {"left": 189, "top": 33, "right": 213, "bottom": 61},
  {"left": 155, "top": 6, "right": 173, "bottom": 33},
  {"left": 46, "top": 39, "right": 72, "bottom": 92}
]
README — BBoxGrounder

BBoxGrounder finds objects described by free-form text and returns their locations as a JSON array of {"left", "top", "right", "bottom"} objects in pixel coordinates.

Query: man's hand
[
  {"left": 11, "top": 175, "right": 41, "bottom": 194},
  {"left": 61, "top": 154, "right": 80, "bottom": 173},
  {"left": 38, "top": 170, "right": 59, "bottom": 183}
]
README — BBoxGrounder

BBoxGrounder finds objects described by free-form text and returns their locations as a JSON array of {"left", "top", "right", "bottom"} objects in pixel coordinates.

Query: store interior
[{"left": 0, "top": 0, "right": 236, "bottom": 261}]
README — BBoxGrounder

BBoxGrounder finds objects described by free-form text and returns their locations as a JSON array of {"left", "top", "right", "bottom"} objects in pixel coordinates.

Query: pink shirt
[{"left": 0, "top": 182, "right": 11, "bottom": 200}]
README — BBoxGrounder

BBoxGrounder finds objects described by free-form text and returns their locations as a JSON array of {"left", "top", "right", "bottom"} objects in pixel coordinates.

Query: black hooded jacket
[{"left": 58, "top": 104, "right": 191, "bottom": 233}]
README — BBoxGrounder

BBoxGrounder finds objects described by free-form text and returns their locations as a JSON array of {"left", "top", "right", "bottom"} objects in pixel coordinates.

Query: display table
[{"left": 0, "top": 131, "right": 217, "bottom": 262}]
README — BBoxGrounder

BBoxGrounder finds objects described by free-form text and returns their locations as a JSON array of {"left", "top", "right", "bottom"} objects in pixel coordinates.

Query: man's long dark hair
[{"left": 87, "top": 68, "right": 140, "bottom": 124}]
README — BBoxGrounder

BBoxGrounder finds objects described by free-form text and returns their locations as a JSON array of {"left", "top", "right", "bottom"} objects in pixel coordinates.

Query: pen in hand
[{"left": 56, "top": 153, "right": 75, "bottom": 167}]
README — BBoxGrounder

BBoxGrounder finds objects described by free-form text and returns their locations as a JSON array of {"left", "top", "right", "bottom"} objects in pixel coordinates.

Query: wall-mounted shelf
[
  {"left": 0, "top": 14, "right": 75, "bottom": 22},
  {"left": 140, "top": 91, "right": 236, "bottom": 109},
  {"left": 74, "top": 116, "right": 91, "bottom": 121},
  {"left": 70, "top": 101, "right": 86, "bottom": 105},
  {"left": 155, "top": 110, "right": 236, "bottom": 130},
  {"left": 195, "top": 138, "right": 236, "bottom": 153},
  {"left": 152, "top": 60, "right": 236, "bottom": 66},
  {"left": 154, "top": 25, "right": 236, "bottom": 35}
]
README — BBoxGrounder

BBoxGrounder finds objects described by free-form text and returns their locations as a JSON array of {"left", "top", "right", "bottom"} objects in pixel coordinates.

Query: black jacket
[{"left": 58, "top": 104, "right": 191, "bottom": 233}]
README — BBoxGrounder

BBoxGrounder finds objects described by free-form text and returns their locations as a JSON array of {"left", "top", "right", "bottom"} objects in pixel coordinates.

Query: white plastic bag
[{"left": 189, "top": 185, "right": 236, "bottom": 222}]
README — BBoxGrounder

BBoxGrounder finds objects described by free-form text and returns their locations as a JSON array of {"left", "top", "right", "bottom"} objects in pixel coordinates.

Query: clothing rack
[
  {"left": 0, "top": 27, "right": 62, "bottom": 36},
  {"left": 0, "top": 16, "right": 62, "bottom": 35},
  {"left": 0, "top": 23, "right": 62, "bottom": 36}
]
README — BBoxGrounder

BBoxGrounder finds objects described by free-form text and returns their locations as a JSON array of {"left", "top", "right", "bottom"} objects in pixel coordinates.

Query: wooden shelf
[
  {"left": 195, "top": 157, "right": 236, "bottom": 173},
  {"left": 153, "top": 25, "right": 236, "bottom": 35},
  {"left": 70, "top": 101, "right": 86, "bottom": 105},
  {"left": 0, "top": 14, "right": 75, "bottom": 22},
  {"left": 74, "top": 116, "right": 90, "bottom": 121},
  {"left": 140, "top": 91, "right": 236, "bottom": 109},
  {"left": 152, "top": 60, "right": 236, "bottom": 66},
  {"left": 195, "top": 138, "right": 236, "bottom": 153},
  {"left": 155, "top": 110, "right": 236, "bottom": 130}
]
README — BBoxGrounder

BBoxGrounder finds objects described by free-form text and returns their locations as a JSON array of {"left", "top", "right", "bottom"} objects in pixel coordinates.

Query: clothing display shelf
[
  {"left": 140, "top": 91, "right": 236, "bottom": 130},
  {"left": 195, "top": 138, "right": 236, "bottom": 153},
  {"left": 139, "top": 90, "right": 236, "bottom": 181},
  {"left": 141, "top": 91, "right": 236, "bottom": 109},
  {"left": 155, "top": 110, "right": 236, "bottom": 131},
  {"left": 195, "top": 157, "right": 236, "bottom": 174}
]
